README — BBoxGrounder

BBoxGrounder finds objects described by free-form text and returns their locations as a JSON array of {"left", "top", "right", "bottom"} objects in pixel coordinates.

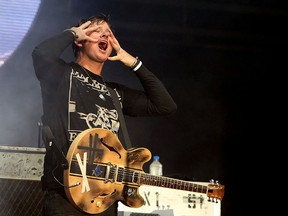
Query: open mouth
[{"left": 98, "top": 41, "right": 108, "bottom": 51}]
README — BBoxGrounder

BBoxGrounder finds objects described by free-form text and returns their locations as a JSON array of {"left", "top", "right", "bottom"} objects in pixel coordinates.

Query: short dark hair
[{"left": 72, "top": 14, "right": 111, "bottom": 58}]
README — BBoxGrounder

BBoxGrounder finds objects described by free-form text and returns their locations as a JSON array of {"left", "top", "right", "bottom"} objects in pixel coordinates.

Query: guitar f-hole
[{"left": 100, "top": 138, "right": 121, "bottom": 159}]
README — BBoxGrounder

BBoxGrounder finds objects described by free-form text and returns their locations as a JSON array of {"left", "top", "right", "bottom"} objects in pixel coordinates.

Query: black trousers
[{"left": 43, "top": 190, "right": 118, "bottom": 216}]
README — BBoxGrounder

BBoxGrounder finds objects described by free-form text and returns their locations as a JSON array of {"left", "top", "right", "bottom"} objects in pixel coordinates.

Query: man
[{"left": 32, "top": 14, "right": 177, "bottom": 216}]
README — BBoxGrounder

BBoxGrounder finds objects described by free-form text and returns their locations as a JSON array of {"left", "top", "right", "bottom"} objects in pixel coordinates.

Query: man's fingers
[
  {"left": 107, "top": 56, "right": 118, "bottom": 61},
  {"left": 84, "top": 34, "right": 98, "bottom": 42},
  {"left": 80, "top": 21, "right": 92, "bottom": 29},
  {"left": 116, "top": 47, "right": 121, "bottom": 53}
]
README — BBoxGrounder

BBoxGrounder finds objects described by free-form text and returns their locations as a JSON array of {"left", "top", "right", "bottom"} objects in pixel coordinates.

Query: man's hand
[{"left": 107, "top": 30, "right": 137, "bottom": 68}]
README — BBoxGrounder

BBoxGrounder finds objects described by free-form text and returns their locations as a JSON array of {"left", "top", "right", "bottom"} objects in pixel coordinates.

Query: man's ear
[{"left": 74, "top": 40, "right": 83, "bottom": 47}]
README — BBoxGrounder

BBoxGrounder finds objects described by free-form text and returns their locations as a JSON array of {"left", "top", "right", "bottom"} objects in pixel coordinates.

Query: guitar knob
[{"left": 96, "top": 201, "right": 102, "bottom": 207}]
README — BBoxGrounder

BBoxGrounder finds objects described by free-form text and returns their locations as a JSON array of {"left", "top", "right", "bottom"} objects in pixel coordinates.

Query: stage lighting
[{"left": 0, "top": 0, "right": 40, "bottom": 67}]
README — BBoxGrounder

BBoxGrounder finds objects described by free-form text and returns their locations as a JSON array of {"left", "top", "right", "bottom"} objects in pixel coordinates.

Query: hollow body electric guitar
[{"left": 64, "top": 128, "right": 225, "bottom": 214}]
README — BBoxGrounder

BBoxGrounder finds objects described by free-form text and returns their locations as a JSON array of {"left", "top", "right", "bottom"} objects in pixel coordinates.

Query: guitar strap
[
  {"left": 107, "top": 86, "right": 132, "bottom": 149},
  {"left": 41, "top": 116, "right": 69, "bottom": 169}
]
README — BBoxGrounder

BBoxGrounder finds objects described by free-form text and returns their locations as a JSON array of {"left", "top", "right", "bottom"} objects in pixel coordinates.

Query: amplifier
[
  {"left": 0, "top": 178, "right": 43, "bottom": 216},
  {"left": 0, "top": 145, "right": 45, "bottom": 216}
]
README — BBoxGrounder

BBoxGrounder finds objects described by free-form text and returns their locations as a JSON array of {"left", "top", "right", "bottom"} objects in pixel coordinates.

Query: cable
[{"left": 52, "top": 164, "right": 81, "bottom": 188}]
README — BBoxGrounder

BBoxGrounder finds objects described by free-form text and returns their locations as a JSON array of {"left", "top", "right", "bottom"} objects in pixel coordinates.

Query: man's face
[{"left": 83, "top": 21, "right": 113, "bottom": 62}]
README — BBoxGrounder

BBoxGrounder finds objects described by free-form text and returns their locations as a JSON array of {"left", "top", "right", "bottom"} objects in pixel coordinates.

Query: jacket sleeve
[
  {"left": 112, "top": 64, "right": 177, "bottom": 117},
  {"left": 32, "top": 31, "right": 75, "bottom": 82}
]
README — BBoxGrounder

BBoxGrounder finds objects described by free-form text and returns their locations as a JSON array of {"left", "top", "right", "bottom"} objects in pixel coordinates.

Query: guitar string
[
  {"left": 56, "top": 160, "right": 212, "bottom": 194},
  {"left": 109, "top": 168, "right": 207, "bottom": 190},
  {"left": 58, "top": 157, "right": 208, "bottom": 190}
]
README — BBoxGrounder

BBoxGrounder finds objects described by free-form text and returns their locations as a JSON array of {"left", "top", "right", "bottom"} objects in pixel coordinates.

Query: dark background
[{"left": 0, "top": 0, "right": 285, "bottom": 215}]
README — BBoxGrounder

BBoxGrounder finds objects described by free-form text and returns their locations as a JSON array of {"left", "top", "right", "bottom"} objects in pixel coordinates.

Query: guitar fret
[
  {"left": 132, "top": 171, "right": 139, "bottom": 183},
  {"left": 176, "top": 180, "right": 181, "bottom": 189},
  {"left": 117, "top": 167, "right": 124, "bottom": 182},
  {"left": 161, "top": 178, "right": 165, "bottom": 187}
]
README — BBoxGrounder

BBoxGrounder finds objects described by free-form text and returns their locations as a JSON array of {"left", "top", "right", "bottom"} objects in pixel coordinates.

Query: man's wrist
[
  {"left": 130, "top": 57, "right": 142, "bottom": 71},
  {"left": 63, "top": 29, "right": 79, "bottom": 40}
]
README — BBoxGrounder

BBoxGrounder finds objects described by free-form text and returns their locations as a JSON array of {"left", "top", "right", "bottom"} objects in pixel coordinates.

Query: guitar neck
[{"left": 139, "top": 173, "right": 208, "bottom": 194}]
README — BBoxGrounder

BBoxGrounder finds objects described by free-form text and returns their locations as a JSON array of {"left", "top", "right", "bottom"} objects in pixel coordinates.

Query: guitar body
[
  {"left": 64, "top": 128, "right": 225, "bottom": 214},
  {"left": 64, "top": 128, "right": 151, "bottom": 214}
]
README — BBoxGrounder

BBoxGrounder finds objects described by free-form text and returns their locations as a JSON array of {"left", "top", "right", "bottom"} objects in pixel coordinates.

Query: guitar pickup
[{"left": 104, "top": 162, "right": 118, "bottom": 183}]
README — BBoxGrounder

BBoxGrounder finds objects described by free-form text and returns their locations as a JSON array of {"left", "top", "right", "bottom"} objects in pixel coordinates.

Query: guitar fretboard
[
  {"left": 139, "top": 173, "right": 208, "bottom": 194},
  {"left": 113, "top": 167, "right": 207, "bottom": 194}
]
